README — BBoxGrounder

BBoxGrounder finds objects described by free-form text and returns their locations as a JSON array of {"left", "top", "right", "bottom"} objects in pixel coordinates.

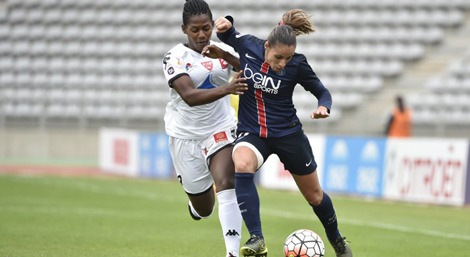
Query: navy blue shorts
[{"left": 234, "top": 130, "right": 317, "bottom": 175}]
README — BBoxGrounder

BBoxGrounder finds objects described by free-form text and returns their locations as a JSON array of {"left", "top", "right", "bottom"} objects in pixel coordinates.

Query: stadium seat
[
  {"left": 31, "top": 72, "right": 48, "bottom": 87},
  {"left": 48, "top": 73, "right": 66, "bottom": 87},
  {"left": 14, "top": 72, "right": 32, "bottom": 87},
  {"left": 1, "top": 88, "right": 16, "bottom": 101},
  {"left": 63, "top": 25, "right": 82, "bottom": 41},
  {"left": 64, "top": 73, "right": 83, "bottom": 88},
  {"left": 28, "top": 24, "right": 46, "bottom": 39},
  {"left": 47, "top": 103, "right": 79, "bottom": 118},
  {"left": 42, "top": 8, "right": 61, "bottom": 24},
  {"left": 10, "top": 40, "right": 29, "bottom": 55},
  {"left": 81, "top": 41, "right": 100, "bottom": 57},
  {"left": 29, "top": 40, "right": 47, "bottom": 56},
  {"left": 16, "top": 103, "right": 43, "bottom": 117},
  {"left": 0, "top": 56, "right": 13, "bottom": 72},
  {"left": 0, "top": 24, "right": 9, "bottom": 39}
]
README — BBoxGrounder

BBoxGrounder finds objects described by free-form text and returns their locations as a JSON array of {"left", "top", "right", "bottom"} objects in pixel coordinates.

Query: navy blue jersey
[{"left": 217, "top": 25, "right": 332, "bottom": 138}]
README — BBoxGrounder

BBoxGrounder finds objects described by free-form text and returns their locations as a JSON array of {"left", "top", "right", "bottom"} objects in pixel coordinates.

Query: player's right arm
[
  {"left": 171, "top": 71, "right": 247, "bottom": 107},
  {"left": 202, "top": 44, "right": 240, "bottom": 71},
  {"left": 215, "top": 16, "right": 239, "bottom": 48}
]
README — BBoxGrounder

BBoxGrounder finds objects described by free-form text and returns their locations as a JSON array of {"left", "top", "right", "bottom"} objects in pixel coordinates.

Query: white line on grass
[
  {"left": 263, "top": 208, "right": 470, "bottom": 241},
  {"left": 14, "top": 176, "right": 184, "bottom": 202},
  {"left": 342, "top": 218, "right": 470, "bottom": 241}
]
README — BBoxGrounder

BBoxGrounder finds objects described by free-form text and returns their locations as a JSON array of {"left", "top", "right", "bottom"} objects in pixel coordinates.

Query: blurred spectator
[{"left": 384, "top": 95, "right": 412, "bottom": 137}]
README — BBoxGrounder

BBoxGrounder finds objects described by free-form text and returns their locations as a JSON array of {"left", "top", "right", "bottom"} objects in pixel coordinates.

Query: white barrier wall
[
  {"left": 99, "top": 128, "right": 174, "bottom": 178},
  {"left": 383, "top": 138, "right": 469, "bottom": 206},
  {"left": 99, "top": 128, "right": 139, "bottom": 177}
]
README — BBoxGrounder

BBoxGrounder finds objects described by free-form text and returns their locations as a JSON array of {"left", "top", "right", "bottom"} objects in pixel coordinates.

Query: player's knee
[
  {"left": 194, "top": 206, "right": 214, "bottom": 218},
  {"left": 190, "top": 199, "right": 215, "bottom": 219},
  {"left": 306, "top": 190, "right": 324, "bottom": 206},
  {"left": 234, "top": 159, "right": 257, "bottom": 173},
  {"left": 233, "top": 146, "right": 260, "bottom": 172},
  {"left": 199, "top": 210, "right": 213, "bottom": 216}
]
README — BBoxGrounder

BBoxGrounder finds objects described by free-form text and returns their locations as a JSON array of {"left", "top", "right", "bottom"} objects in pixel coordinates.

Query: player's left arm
[{"left": 296, "top": 55, "right": 332, "bottom": 119}]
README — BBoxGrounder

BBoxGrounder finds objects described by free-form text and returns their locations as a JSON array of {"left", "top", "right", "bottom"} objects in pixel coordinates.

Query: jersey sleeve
[
  {"left": 216, "top": 16, "right": 245, "bottom": 52},
  {"left": 214, "top": 41, "right": 238, "bottom": 58},
  {"left": 296, "top": 55, "right": 333, "bottom": 111},
  {"left": 162, "top": 48, "right": 188, "bottom": 87}
]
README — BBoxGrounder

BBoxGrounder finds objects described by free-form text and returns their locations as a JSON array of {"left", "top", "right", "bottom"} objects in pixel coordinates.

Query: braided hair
[{"left": 182, "top": 0, "right": 213, "bottom": 25}]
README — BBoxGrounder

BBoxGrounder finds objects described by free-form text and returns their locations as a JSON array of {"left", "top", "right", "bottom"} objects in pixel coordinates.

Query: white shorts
[{"left": 169, "top": 127, "right": 236, "bottom": 195}]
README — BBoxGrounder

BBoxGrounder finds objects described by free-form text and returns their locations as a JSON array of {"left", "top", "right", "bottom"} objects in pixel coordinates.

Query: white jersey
[{"left": 162, "top": 41, "right": 238, "bottom": 140}]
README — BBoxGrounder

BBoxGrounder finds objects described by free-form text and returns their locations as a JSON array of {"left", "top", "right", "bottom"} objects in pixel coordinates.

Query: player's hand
[
  {"left": 226, "top": 71, "right": 248, "bottom": 95},
  {"left": 215, "top": 17, "right": 232, "bottom": 33},
  {"left": 202, "top": 44, "right": 225, "bottom": 59},
  {"left": 310, "top": 106, "right": 330, "bottom": 119}
]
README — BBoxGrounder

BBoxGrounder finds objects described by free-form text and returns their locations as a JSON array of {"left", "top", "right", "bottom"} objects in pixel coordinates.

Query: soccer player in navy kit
[{"left": 214, "top": 9, "right": 353, "bottom": 257}]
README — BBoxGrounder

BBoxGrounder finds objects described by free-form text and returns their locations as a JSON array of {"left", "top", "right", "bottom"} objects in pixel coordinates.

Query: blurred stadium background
[
  {"left": 1, "top": 0, "right": 470, "bottom": 163},
  {"left": 1, "top": 1, "right": 469, "bottom": 255}
]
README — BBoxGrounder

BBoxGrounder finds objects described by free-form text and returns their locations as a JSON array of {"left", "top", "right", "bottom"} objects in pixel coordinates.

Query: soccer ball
[{"left": 284, "top": 229, "right": 325, "bottom": 257}]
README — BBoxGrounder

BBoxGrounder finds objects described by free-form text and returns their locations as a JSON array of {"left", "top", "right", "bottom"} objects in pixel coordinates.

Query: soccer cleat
[
  {"left": 240, "top": 234, "right": 268, "bottom": 257},
  {"left": 329, "top": 236, "right": 353, "bottom": 257},
  {"left": 187, "top": 203, "right": 201, "bottom": 221}
]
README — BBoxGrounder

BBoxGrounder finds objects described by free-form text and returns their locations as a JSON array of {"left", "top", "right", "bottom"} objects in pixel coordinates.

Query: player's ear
[
  {"left": 264, "top": 41, "right": 270, "bottom": 49},
  {"left": 181, "top": 24, "right": 187, "bottom": 34}
]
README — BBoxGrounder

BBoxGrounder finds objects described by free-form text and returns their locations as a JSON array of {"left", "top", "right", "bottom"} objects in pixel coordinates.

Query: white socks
[{"left": 217, "top": 189, "right": 242, "bottom": 257}]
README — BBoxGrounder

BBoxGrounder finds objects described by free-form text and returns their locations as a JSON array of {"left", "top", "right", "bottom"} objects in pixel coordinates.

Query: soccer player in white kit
[{"left": 162, "top": 1, "right": 248, "bottom": 256}]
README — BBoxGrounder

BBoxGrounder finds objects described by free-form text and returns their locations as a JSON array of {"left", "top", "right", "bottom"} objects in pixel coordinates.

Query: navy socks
[
  {"left": 235, "top": 173, "right": 263, "bottom": 238},
  {"left": 235, "top": 173, "right": 339, "bottom": 242},
  {"left": 311, "top": 191, "right": 341, "bottom": 242}
]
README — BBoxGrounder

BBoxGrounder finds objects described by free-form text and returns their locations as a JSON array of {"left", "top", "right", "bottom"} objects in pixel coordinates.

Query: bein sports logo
[{"left": 243, "top": 64, "right": 280, "bottom": 94}]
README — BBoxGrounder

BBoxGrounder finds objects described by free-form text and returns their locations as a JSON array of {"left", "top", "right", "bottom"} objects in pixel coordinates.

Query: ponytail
[{"left": 280, "top": 9, "right": 314, "bottom": 36}]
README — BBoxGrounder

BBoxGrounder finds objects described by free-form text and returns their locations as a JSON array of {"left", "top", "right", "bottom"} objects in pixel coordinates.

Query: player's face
[
  {"left": 182, "top": 14, "right": 214, "bottom": 53},
  {"left": 264, "top": 42, "right": 295, "bottom": 73}
]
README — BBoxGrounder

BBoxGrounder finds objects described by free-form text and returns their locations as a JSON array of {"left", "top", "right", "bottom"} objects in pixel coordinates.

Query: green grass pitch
[{"left": 0, "top": 174, "right": 469, "bottom": 257}]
